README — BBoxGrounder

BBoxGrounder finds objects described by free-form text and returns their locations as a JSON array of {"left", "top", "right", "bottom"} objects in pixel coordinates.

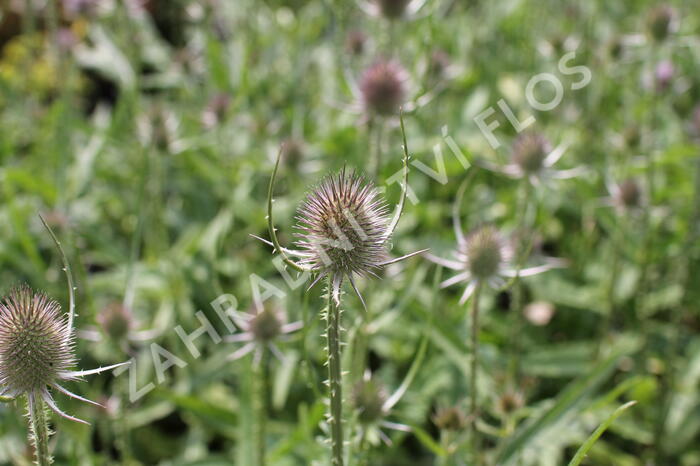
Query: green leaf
[{"left": 567, "top": 401, "right": 637, "bottom": 466}]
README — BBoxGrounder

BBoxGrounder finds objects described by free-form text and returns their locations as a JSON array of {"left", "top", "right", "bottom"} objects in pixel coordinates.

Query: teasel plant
[
  {"left": 0, "top": 216, "right": 129, "bottom": 465},
  {"left": 425, "top": 187, "right": 563, "bottom": 463},
  {"left": 224, "top": 302, "right": 302, "bottom": 466},
  {"left": 255, "top": 114, "right": 425, "bottom": 465}
]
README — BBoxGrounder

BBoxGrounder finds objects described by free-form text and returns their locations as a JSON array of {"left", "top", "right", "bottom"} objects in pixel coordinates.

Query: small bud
[
  {"left": 495, "top": 389, "right": 525, "bottom": 416},
  {"left": 647, "top": 5, "right": 676, "bottom": 42},
  {"left": 616, "top": 178, "right": 642, "bottom": 209},
  {"left": 360, "top": 60, "right": 408, "bottom": 117},
  {"left": 351, "top": 378, "right": 387, "bottom": 424},
  {"left": 512, "top": 132, "right": 552, "bottom": 174},
  {"left": 432, "top": 406, "right": 467, "bottom": 431},
  {"left": 654, "top": 60, "right": 674, "bottom": 92},
  {"left": 345, "top": 30, "right": 367, "bottom": 56},
  {"left": 0, "top": 286, "right": 75, "bottom": 396}
]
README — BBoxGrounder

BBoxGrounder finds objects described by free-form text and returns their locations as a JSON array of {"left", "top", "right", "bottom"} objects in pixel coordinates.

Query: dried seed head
[
  {"left": 616, "top": 178, "right": 642, "bottom": 209},
  {"left": 97, "top": 303, "right": 134, "bottom": 341},
  {"left": 0, "top": 286, "right": 75, "bottom": 396},
  {"left": 295, "top": 168, "right": 390, "bottom": 277},
  {"left": 351, "top": 378, "right": 387, "bottom": 424},
  {"left": 374, "top": 0, "right": 411, "bottom": 19},
  {"left": 432, "top": 406, "right": 467, "bottom": 431},
  {"left": 360, "top": 60, "right": 408, "bottom": 117},
  {"left": 249, "top": 306, "right": 283, "bottom": 342},
  {"left": 512, "top": 132, "right": 552, "bottom": 174},
  {"left": 647, "top": 5, "right": 676, "bottom": 42},
  {"left": 461, "top": 227, "right": 506, "bottom": 281}
]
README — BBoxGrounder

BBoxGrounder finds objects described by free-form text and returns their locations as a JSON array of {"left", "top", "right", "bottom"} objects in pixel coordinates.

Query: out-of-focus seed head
[
  {"left": 249, "top": 306, "right": 283, "bottom": 342},
  {"left": 295, "top": 168, "right": 390, "bottom": 277},
  {"left": 623, "top": 126, "right": 641, "bottom": 149},
  {"left": 432, "top": 406, "right": 467, "bottom": 431},
  {"left": 655, "top": 60, "right": 674, "bottom": 92},
  {"left": 281, "top": 138, "right": 306, "bottom": 171},
  {"left": 462, "top": 227, "right": 506, "bottom": 281},
  {"left": 351, "top": 378, "right": 387, "bottom": 424},
  {"left": 512, "top": 132, "right": 552, "bottom": 174},
  {"left": 360, "top": 60, "right": 408, "bottom": 117},
  {"left": 374, "top": 0, "right": 411, "bottom": 19},
  {"left": 428, "top": 49, "right": 451, "bottom": 81},
  {"left": 201, "top": 93, "right": 230, "bottom": 129},
  {"left": 495, "top": 389, "right": 525, "bottom": 416},
  {"left": 345, "top": 30, "right": 367, "bottom": 56},
  {"left": 97, "top": 303, "right": 134, "bottom": 341},
  {"left": 0, "top": 286, "right": 75, "bottom": 396},
  {"left": 647, "top": 5, "right": 676, "bottom": 42},
  {"left": 616, "top": 178, "right": 642, "bottom": 209},
  {"left": 608, "top": 37, "right": 624, "bottom": 60}
]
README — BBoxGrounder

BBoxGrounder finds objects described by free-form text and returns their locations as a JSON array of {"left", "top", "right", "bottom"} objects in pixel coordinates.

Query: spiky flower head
[
  {"left": 374, "top": 0, "right": 411, "bottom": 19},
  {"left": 432, "top": 406, "right": 467, "bottom": 431},
  {"left": 512, "top": 132, "right": 552, "bottom": 174},
  {"left": 495, "top": 389, "right": 525, "bottom": 416},
  {"left": 647, "top": 5, "right": 676, "bottom": 42},
  {"left": 616, "top": 178, "right": 642, "bottom": 209},
  {"left": 97, "top": 303, "right": 134, "bottom": 341},
  {"left": 460, "top": 227, "right": 509, "bottom": 281},
  {"left": 249, "top": 305, "right": 283, "bottom": 342},
  {"left": 351, "top": 377, "right": 388, "bottom": 424},
  {"left": 655, "top": 60, "right": 674, "bottom": 92},
  {"left": 360, "top": 60, "right": 408, "bottom": 117},
  {"left": 295, "top": 168, "right": 390, "bottom": 278},
  {"left": 0, "top": 286, "right": 75, "bottom": 397}
]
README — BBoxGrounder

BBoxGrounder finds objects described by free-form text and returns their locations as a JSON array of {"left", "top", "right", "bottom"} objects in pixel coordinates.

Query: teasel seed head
[
  {"left": 360, "top": 60, "right": 408, "bottom": 117},
  {"left": 495, "top": 389, "right": 525, "bottom": 416},
  {"left": 294, "top": 168, "right": 390, "bottom": 278},
  {"left": 374, "top": 0, "right": 411, "bottom": 19},
  {"left": 461, "top": 227, "right": 507, "bottom": 281},
  {"left": 616, "top": 178, "right": 642, "bottom": 209},
  {"left": 351, "top": 377, "right": 388, "bottom": 424},
  {"left": 249, "top": 305, "right": 284, "bottom": 342},
  {"left": 97, "top": 303, "right": 134, "bottom": 341},
  {"left": 647, "top": 5, "right": 676, "bottom": 42},
  {"left": 432, "top": 406, "right": 467, "bottom": 432},
  {"left": 512, "top": 132, "right": 552, "bottom": 174},
  {"left": 345, "top": 30, "right": 367, "bottom": 56},
  {"left": 0, "top": 286, "right": 75, "bottom": 397}
]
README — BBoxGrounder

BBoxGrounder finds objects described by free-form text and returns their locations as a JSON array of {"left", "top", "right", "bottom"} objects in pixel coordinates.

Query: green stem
[
  {"left": 28, "top": 393, "right": 51, "bottom": 466},
  {"left": 469, "top": 284, "right": 482, "bottom": 464},
  {"left": 326, "top": 275, "right": 344, "bottom": 466},
  {"left": 254, "top": 347, "right": 270, "bottom": 466}
]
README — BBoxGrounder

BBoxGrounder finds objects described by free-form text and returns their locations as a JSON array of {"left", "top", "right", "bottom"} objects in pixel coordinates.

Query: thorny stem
[
  {"left": 469, "top": 284, "right": 483, "bottom": 465},
  {"left": 39, "top": 215, "right": 76, "bottom": 331},
  {"left": 326, "top": 275, "right": 344, "bottom": 466},
  {"left": 28, "top": 392, "right": 52, "bottom": 466}
]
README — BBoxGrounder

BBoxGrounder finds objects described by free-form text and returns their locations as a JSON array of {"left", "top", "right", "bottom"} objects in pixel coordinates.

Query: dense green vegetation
[{"left": 0, "top": 0, "right": 698, "bottom": 465}]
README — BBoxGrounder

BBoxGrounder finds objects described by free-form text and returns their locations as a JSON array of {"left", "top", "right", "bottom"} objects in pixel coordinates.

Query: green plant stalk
[
  {"left": 469, "top": 284, "right": 482, "bottom": 463},
  {"left": 253, "top": 347, "right": 270, "bottom": 466},
  {"left": 597, "top": 223, "right": 623, "bottom": 357},
  {"left": 326, "top": 275, "right": 344, "bottom": 466},
  {"left": 28, "top": 393, "right": 51, "bottom": 466}
]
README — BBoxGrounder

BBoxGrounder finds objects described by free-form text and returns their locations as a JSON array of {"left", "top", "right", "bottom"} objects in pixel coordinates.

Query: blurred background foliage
[{"left": 0, "top": 0, "right": 699, "bottom": 464}]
